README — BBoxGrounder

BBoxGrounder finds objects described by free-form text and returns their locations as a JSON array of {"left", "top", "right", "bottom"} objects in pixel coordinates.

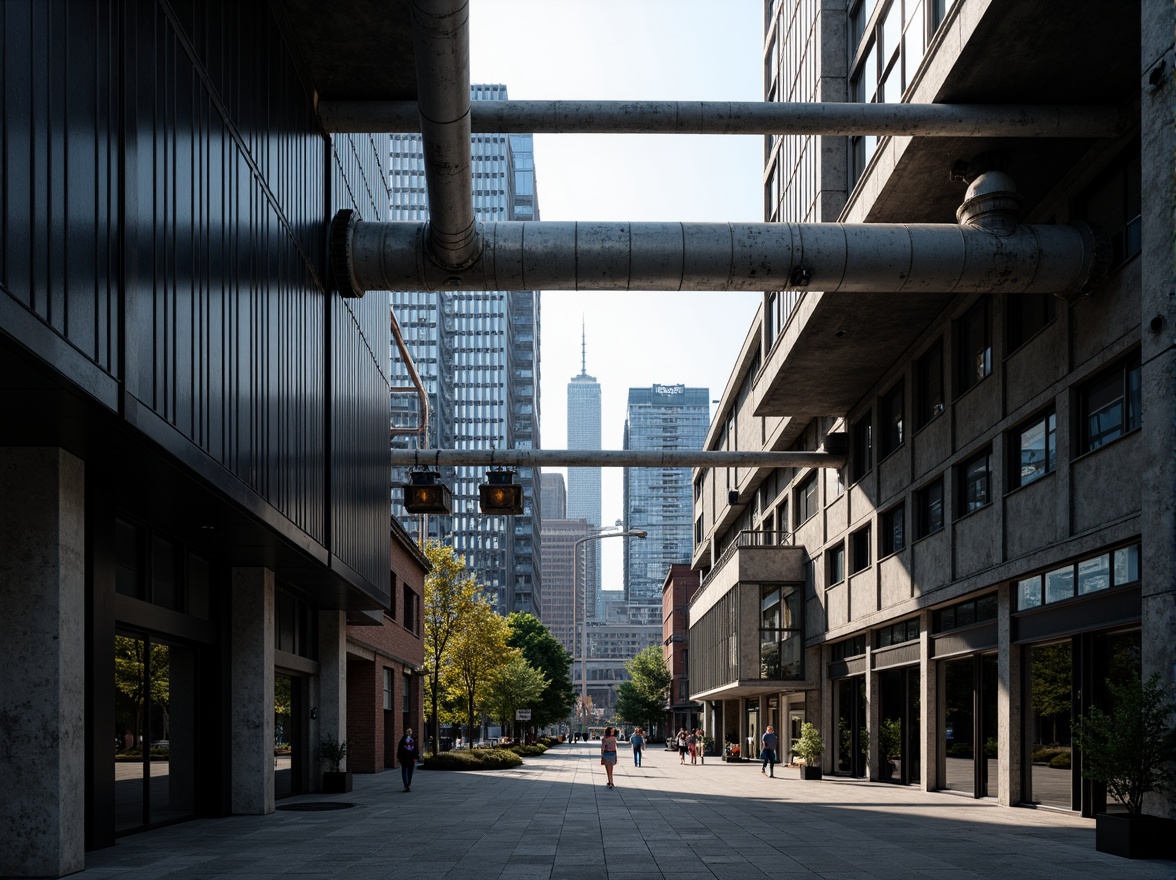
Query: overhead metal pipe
[
  {"left": 389, "top": 308, "right": 430, "bottom": 443},
  {"left": 389, "top": 448, "right": 846, "bottom": 469},
  {"left": 331, "top": 212, "right": 1106, "bottom": 300},
  {"left": 318, "top": 99, "right": 1126, "bottom": 138},
  {"left": 409, "top": 0, "right": 479, "bottom": 269}
]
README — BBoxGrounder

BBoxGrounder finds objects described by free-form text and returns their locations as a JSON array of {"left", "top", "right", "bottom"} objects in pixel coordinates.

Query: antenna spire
[{"left": 580, "top": 316, "right": 587, "bottom": 376}]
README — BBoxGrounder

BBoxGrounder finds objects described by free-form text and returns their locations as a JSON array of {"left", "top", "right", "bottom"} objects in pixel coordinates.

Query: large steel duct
[
  {"left": 409, "top": 0, "right": 478, "bottom": 269},
  {"left": 320, "top": 99, "right": 1125, "bottom": 139},
  {"left": 390, "top": 448, "right": 846, "bottom": 470},
  {"left": 331, "top": 210, "right": 1106, "bottom": 300}
]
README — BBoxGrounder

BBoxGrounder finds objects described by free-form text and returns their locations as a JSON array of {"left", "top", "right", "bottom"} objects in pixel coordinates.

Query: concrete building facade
[
  {"left": 689, "top": 0, "right": 1174, "bottom": 820},
  {"left": 663, "top": 564, "right": 703, "bottom": 736}
]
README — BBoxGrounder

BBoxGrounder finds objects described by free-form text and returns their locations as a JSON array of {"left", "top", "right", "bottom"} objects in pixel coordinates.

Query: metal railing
[{"left": 701, "top": 530, "right": 796, "bottom": 590}]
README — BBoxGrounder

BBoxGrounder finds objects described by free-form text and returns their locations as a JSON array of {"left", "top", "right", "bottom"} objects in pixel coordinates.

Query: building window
[
  {"left": 915, "top": 341, "right": 944, "bottom": 429},
  {"left": 831, "top": 635, "right": 866, "bottom": 661},
  {"left": 383, "top": 668, "right": 393, "bottom": 711},
  {"left": 1007, "top": 294, "right": 1056, "bottom": 352},
  {"left": 402, "top": 672, "right": 412, "bottom": 713},
  {"left": 795, "top": 473, "right": 819, "bottom": 527},
  {"left": 879, "top": 381, "right": 904, "bottom": 458},
  {"left": 1077, "top": 139, "right": 1141, "bottom": 269},
  {"left": 851, "top": 413, "right": 873, "bottom": 483},
  {"left": 403, "top": 585, "right": 420, "bottom": 635},
  {"left": 881, "top": 504, "right": 905, "bottom": 557},
  {"left": 934, "top": 593, "right": 997, "bottom": 632},
  {"left": 760, "top": 584, "right": 803, "bottom": 679},
  {"left": 876, "top": 618, "right": 919, "bottom": 648},
  {"left": 827, "top": 544, "right": 845, "bottom": 586},
  {"left": 957, "top": 449, "right": 993, "bottom": 517},
  {"left": 850, "top": 526, "right": 871, "bottom": 574},
  {"left": 914, "top": 478, "right": 944, "bottom": 539},
  {"left": 955, "top": 300, "right": 992, "bottom": 395},
  {"left": 1015, "top": 543, "right": 1140, "bottom": 610},
  {"left": 1008, "top": 411, "right": 1056, "bottom": 489},
  {"left": 1080, "top": 352, "right": 1141, "bottom": 452}
]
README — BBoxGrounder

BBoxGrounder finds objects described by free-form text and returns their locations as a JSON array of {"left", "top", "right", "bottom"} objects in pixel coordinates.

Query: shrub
[
  {"left": 508, "top": 743, "right": 547, "bottom": 757},
  {"left": 1032, "top": 747, "right": 1069, "bottom": 764},
  {"left": 422, "top": 748, "right": 523, "bottom": 771},
  {"left": 1049, "top": 752, "right": 1072, "bottom": 769}
]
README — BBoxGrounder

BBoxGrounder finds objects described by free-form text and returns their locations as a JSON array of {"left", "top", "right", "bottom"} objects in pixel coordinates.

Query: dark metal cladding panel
[
  {"left": 0, "top": 0, "right": 121, "bottom": 377},
  {"left": 123, "top": 0, "right": 327, "bottom": 543},
  {"left": 330, "top": 131, "right": 393, "bottom": 589},
  {"left": 872, "top": 641, "right": 920, "bottom": 670}
]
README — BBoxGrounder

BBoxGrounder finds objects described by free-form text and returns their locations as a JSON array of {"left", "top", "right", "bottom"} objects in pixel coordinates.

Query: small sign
[{"left": 515, "top": 709, "right": 532, "bottom": 721}]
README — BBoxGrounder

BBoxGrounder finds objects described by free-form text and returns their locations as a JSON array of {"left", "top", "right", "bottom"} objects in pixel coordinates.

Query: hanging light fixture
[
  {"left": 402, "top": 467, "right": 452, "bottom": 515},
  {"left": 479, "top": 468, "right": 524, "bottom": 515}
]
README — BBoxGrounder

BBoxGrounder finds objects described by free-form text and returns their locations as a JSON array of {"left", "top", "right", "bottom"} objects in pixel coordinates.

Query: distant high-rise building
[
  {"left": 623, "top": 384, "right": 710, "bottom": 603},
  {"left": 388, "top": 84, "right": 541, "bottom": 616},
  {"left": 539, "top": 518, "right": 596, "bottom": 658},
  {"left": 541, "top": 472, "right": 567, "bottom": 520},
  {"left": 566, "top": 324, "right": 601, "bottom": 607}
]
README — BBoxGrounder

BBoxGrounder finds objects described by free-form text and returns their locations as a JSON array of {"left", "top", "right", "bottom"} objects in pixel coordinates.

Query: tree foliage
[
  {"left": 485, "top": 657, "right": 548, "bottom": 735},
  {"left": 1072, "top": 672, "right": 1176, "bottom": 816},
  {"left": 614, "top": 646, "right": 671, "bottom": 731},
  {"left": 505, "top": 612, "right": 575, "bottom": 730},
  {"left": 114, "top": 636, "right": 171, "bottom": 741},
  {"left": 422, "top": 541, "right": 479, "bottom": 755},
  {"left": 444, "top": 599, "right": 514, "bottom": 746}
]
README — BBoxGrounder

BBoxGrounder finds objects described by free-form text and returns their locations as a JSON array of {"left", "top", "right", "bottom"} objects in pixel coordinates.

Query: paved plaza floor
[{"left": 78, "top": 741, "right": 1174, "bottom": 879}]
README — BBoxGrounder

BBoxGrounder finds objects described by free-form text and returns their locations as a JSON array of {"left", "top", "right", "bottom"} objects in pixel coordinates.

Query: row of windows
[
  {"left": 809, "top": 351, "right": 1140, "bottom": 580},
  {"left": 1016, "top": 544, "right": 1140, "bottom": 611}
]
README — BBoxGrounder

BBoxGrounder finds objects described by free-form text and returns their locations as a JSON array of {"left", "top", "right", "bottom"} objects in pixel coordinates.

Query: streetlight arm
[{"left": 572, "top": 528, "right": 648, "bottom": 730}]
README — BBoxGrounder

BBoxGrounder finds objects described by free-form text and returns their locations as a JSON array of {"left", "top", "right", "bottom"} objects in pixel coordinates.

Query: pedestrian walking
[
  {"left": 676, "top": 728, "right": 688, "bottom": 763},
  {"left": 695, "top": 728, "right": 706, "bottom": 764},
  {"left": 601, "top": 726, "right": 619, "bottom": 787},
  {"left": 629, "top": 727, "right": 645, "bottom": 767},
  {"left": 687, "top": 729, "right": 698, "bottom": 764},
  {"left": 761, "top": 725, "right": 778, "bottom": 778},
  {"left": 396, "top": 727, "right": 419, "bottom": 791}
]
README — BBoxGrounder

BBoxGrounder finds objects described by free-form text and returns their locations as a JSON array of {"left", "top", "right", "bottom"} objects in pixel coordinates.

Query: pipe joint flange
[
  {"left": 422, "top": 220, "right": 485, "bottom": 282},
  {"left": 330, "top": 209, "right": 363, "bottom": 298},
  {"left": 1056, "top": 222, "right": 1113, "bottom": 303}
]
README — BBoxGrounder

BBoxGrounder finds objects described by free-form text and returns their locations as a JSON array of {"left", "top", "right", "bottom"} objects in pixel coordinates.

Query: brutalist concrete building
[
  {"left": 689, "top": 0, "right": 1174, "bottom": 821},
  {"left": 0, "top": 1, "right": 426, "bottom": 875}
]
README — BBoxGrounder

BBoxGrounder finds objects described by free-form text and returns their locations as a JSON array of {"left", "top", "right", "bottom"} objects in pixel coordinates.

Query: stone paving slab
[{"left": 76, "top": 742, "right": 1174, "bottom": 879}]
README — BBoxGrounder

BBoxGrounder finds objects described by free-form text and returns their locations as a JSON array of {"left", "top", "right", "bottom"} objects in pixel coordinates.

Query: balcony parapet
[{"left": 692, "top": 531, "right": 806, "bottom": 619}]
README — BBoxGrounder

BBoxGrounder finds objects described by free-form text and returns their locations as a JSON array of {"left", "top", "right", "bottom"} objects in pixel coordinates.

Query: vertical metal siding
[
  {"left": 1, "top": 0, "right": 393, "bottom": 593},
  {"left": 0, "top": 0, "right": 121, "bottom": 375},
  {"left": 331, "top": 131, "right": 393, "bottom": 587}
]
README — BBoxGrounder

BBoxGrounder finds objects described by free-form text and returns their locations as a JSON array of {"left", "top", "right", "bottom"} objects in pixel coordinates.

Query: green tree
[
  {"left": 506, "top": 612, "right": 575, "bottom": 733},
  {"left": 114, "top": 636, "right": 171, "bottom": 745},
  {"left": 422, "top": 541, "right": 479, "bottom": 755},
  {"left": 1073, "top": 672, "right": 1176, "bottom": 816},
  {"left": 445, "top": 599, "right": 514, "bottom": 746},
  {"left": 614, "top": 645, "right": 671, "bottom": 732},
  {"left": 485, "top": 657, "right": 548, "bottom": 737}
]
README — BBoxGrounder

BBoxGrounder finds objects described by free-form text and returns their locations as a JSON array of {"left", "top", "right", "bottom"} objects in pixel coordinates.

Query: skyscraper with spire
[{"left": 566, "top": 322, "right": 602, "bottom": 612}]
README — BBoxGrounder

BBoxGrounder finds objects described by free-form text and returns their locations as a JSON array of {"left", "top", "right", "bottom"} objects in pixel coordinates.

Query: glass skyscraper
[
  {"left": 623, "top": 384, "right": 710, "bottom": 603},
  {"left": 388, "top": 84, "right": 541, "bottom": 616}
]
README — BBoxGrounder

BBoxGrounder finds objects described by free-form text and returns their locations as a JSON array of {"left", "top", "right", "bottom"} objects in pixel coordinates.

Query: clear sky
[{"left": 470, "top": 1, "right": 765, "bottom": 590}]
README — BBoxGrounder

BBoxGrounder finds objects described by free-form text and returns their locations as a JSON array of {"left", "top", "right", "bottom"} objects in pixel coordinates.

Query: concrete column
[
  {"left": 997, "top": 583, "right": 1023, "bottom": 806},
  {"left": 0, "top": 448, "right": 85, "bottom": 878},
  {"left": 230, "top": 567, "right": 274, "bottom": 815},
  {"left": 1139, "top": 0, "right": 1176, "bottom": 821},
  {"left": 865, "top": 645, "right": 878, "bottom": 779},
  {"left": 318, "top": 610, "right": 348, "bottom": 779},
  {"left": 919, "top": 611, "right": 937, "bottom": 792}
]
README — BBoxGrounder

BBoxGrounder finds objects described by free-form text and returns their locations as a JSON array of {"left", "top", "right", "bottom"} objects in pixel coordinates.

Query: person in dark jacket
[
  {"left": 761, "top": 726, "right": 778, "bottom": 778},
  {"left": 396, "top": 728, "right": 419, "bottom": 791}
]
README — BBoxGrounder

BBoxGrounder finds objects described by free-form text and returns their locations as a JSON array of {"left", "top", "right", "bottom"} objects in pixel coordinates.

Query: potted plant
[
  {"left": 877, "top": 718, "right": 902, "bottom": 780},
  {"left": 1072, "top": 672, "right": 1176, "bottom": 859},
  {"left": 793, "top": 722, "right": 824, "bottom": 780},
  {"left": 317, "top": 735, "right": 352, "bottom": 793}
]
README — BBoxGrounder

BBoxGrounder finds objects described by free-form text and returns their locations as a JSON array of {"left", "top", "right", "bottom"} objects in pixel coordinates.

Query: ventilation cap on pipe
[{"left": 956, "top": 169, "right": 1024, "bottom": 234}]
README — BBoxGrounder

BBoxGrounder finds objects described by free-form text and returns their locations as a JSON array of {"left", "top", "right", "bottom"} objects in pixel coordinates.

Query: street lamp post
[{"left": 572, "top": 527, "right": 646, "bottom": 736}]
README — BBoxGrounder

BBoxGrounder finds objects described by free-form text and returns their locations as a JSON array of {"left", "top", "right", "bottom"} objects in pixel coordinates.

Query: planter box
[
  {"left": 723, "top": 755, "right": 744, "bottom": 762},
  {"left": 322, "top": 771, "right": 353, "bottom": 793},
  {"left": 799, "top": 766, "right": 823, "bottom": 780},
  {"left": 1095, "top": 814, "right": 1176, "bottom": 859}
]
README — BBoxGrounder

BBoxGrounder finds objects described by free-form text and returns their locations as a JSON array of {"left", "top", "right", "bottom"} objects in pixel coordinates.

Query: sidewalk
[{"left": 78, "top": 742, "right": 1174, "bottom": 879}]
